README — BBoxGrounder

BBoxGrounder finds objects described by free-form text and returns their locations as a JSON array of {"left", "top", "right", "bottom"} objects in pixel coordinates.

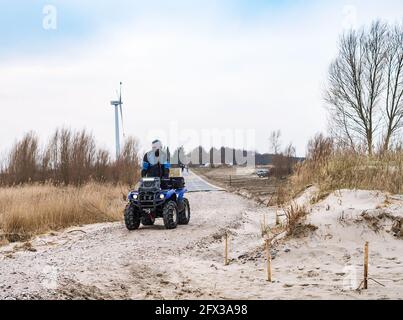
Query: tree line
[{"left": 0, "top": 128, "right": 141, "bottom": 186}]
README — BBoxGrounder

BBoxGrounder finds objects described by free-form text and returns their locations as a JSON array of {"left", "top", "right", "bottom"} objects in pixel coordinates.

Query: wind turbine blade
[
  {"left": 119, "top": 82, "right": 122, "bottom": 104},
  {"left": 120, "top": 104, "right": 125, "bottom": 138},
  {"left": 119, "top": 81, "right": 125, "bottom": 138}
]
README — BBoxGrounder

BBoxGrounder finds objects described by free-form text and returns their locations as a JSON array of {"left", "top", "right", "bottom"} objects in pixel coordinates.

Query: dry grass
[
  {"left": 291, "top": 135, "right": 403, "bottom": 196},
  {"left": 0, "top": 183, "right": 127, "bottom": 243},
  {"left": 260, "top": 203, "right": 316, "bottom": 239},
  {"left": 283, "top": 203, "right": 316, "bottom": 237}
]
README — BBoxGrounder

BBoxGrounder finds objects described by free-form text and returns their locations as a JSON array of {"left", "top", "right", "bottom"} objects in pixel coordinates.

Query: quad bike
[{"left": 124, "top": 177, "right": 190, "bottom": 230}]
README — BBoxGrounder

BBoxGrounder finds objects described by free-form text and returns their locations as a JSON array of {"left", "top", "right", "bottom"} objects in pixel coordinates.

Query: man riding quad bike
[{"left": 124, "top": 140, "right": 190, "bottom": 230}]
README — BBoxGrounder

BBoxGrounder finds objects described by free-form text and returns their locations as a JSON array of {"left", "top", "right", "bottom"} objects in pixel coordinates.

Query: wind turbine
[{"left": 110, "top": 82, "right": 125, "bottom": 159}]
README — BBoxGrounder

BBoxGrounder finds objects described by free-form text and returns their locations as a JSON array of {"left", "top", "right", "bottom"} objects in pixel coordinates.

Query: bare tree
[
  {"left": 6, "top": 132, "right": 39, "bottom": 184},
  {"left": 269, "top": 130, "right": 282, "bottom": 155},
  {"left": 113, "top": 136, "right": 141, "bottom": 186},
  {"left": 284, "top": 142, "right": 296, "bottom": 175},
  {"left": 307, "top": 134, "right": 334, "bottom": 165},
  {"left": 326, "top": 21, "right": 389, "bottom": 155},
  {"left": 383, "top": 23, "right": 403, "bottom": 152},
  {"left": 94, "top": 148, "right": 110, "bottom": 182}
]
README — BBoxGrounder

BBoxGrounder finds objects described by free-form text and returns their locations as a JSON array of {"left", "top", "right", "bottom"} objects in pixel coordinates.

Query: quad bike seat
[
  {"left": 161, "top": 177, "right": 185, "bottom": 190},
  {"left": 139, "top": 177, "right": 185, "bottom": 191}
]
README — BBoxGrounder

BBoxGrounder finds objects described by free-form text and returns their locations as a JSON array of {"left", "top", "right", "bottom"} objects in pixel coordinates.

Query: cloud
[{"left": 0, "top": 0, "right": 402, "bottom": 156}]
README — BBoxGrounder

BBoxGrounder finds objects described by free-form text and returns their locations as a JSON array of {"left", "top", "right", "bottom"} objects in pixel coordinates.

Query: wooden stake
[
  {"left": 266, "top": 239, "right": 272, "bottom": 282},
  {"left": 275, "top": 209, "right": 280, "bottom": 226},
  {"left": 224, "top": 232, "right": 229, "bottom": 266},
  {"left": 364, "top": 241, "right": 369, "bottom": 289},
  {"left": 263, "top": 214, "right": 266, "bottom": 229}
]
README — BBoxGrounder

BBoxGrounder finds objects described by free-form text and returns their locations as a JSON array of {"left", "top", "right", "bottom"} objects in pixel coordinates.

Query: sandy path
[
  {"left": 0, "top": 186, "right": 402, "bottom": 300},
  {"left": 0, "top": 191, "right": 259, "bottom": 299}
]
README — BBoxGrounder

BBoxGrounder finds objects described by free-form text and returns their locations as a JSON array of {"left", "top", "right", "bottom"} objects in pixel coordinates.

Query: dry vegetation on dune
[
  {"left": 291, "top": 134, "right": 403, "bottom": 197},
  {"left": 0, "top": 183, "right": 127, "bottom": 243}
]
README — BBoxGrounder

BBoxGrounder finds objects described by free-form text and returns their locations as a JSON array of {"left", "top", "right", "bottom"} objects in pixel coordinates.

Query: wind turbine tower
[{"left": 110, "top": 82, "right": 124, "bottom": 160}]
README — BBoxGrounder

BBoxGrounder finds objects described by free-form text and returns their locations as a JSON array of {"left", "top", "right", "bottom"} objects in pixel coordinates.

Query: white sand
[{"left": 0, "top": 188, "right": 402, "bottom": 300}]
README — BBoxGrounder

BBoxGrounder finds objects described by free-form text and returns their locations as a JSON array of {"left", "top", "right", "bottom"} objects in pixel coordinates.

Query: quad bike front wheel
[
  {"left": 124, "top": 203, "right": 140, "bottom": 230},
  {"left": 162, "top": 200, "right": 178, "bottom": 230},
  {"left": 178, "top": 198, "right": 190, "bottom": 225}
]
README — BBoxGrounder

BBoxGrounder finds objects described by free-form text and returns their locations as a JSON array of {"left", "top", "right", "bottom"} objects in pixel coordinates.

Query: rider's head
[{"left": 152, "top": 140, "right": 162, "bottom": 156}]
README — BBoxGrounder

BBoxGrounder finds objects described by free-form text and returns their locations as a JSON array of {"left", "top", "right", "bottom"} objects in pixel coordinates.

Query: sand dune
[{"left": 0, "top": 187, "right": 402, "bottom": 300}]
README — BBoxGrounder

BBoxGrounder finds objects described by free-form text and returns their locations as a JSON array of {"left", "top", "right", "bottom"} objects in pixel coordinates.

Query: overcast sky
[{"left": 0, "top": 0, "right": 402, "bottom": 157}]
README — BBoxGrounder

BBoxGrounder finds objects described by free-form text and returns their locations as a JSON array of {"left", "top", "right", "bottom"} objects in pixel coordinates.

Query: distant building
[{"left": 185, "top": 146, "right": 304, "bottom": 167}]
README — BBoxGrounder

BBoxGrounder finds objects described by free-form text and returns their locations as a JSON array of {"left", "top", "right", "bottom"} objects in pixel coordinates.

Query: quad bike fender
[
  {"left": 163, "top": 189, "right": 176, "bottom": 201},
  {"left": 163, "top": 188, "right": 187, "bottom": 202},
  {"left": 176, "top": 188, "right": 187, "bottom": 201}
]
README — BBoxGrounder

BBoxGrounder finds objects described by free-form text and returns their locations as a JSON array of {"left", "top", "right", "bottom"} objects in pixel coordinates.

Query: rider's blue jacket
[{"left": 141, "top": 149, "right": 170, "bottom": 178}]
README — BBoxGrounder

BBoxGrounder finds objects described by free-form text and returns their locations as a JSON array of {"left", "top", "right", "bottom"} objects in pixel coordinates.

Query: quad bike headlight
[
  {"left": 132, "top": 194, "right": 138, "bottom": 200},
  {"left": 159, "top": 194, "right": 165, "bottom": 199}
]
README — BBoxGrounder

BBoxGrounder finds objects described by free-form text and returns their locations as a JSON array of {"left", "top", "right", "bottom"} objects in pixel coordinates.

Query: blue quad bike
[{"left": 124, "top": 177, "right": 190, "bottom": 230}]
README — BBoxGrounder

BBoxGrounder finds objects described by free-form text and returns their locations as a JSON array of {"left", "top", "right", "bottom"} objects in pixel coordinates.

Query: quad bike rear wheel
[
  {"left": 163, "top": 200, "right": 178, "bottom": 229},
  {"left": 124, "top": 203, "right": 140, "bottom": 230},
  {"left": 178, "top": 198, "right": 190, "bottom": 225}
]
